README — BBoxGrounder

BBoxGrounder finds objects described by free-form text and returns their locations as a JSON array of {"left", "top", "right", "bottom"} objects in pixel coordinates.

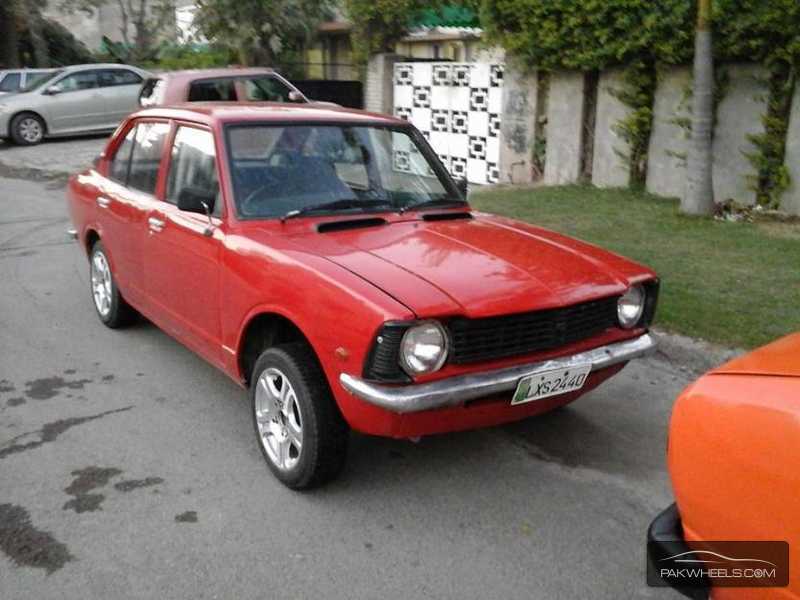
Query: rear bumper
[
  {"left": 339, "top": 332, "right": 656, "bottom": 414},
  {"left": 647, "top": 503, "right": 711, "bottom": 600}
]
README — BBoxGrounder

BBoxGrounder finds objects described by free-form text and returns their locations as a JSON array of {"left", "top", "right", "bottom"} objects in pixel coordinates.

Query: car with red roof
[
  {"left": 67, "top": 102, "right": 659, "bottom": 489},
  {"left": 138, "top": 67, "right": 308, "bottom": 107}
]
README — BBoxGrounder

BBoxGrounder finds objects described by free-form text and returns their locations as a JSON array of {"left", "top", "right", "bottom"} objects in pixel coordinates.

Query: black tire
[
  {"left": 250, "top": 343, "right": 349, "bottom": 489},
  {"left": 10, "top": 112, "right": 45, "bottom": 145},
  {"left": 89, "top": 241, "right": 137, "bottom": 328}
]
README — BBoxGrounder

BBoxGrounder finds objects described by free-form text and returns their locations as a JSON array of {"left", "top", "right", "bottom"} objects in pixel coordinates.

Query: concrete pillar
[
  {"left": 592, "top": 68, "right": 632, "bottom": 187},
  {"left": 544, "top": 71, "right": 585, "bottom": 185},
  {"left": 712, "top": 63, "right": 768, "bottom": 205},
  {"left": 781, "top": 81, "right": 800, "bottom": 215},
  {"left": 646, "top": 66, "right": 691, "bottom": 199},
  {"left": 365, "top": 53, "right": 403, "bottom": 115},
  {"left": 498, "top": 60, "right": 537, "bottom": 184}
]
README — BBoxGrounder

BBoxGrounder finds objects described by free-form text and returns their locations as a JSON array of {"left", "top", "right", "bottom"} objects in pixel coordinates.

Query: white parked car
[
  {"left": 0, "top": 63, "right": 152, "bottom": 145},
  {"left": 0, "top": 69, "right": 55, "bottom": 95}
]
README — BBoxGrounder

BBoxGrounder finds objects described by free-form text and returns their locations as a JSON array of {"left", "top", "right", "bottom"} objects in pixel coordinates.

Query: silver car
[
  {"left": 0, "top": 69, "right": 55, "bottom": 95},
  {"left": 0, "top": 63, "right": 152, "bottom": 145}
]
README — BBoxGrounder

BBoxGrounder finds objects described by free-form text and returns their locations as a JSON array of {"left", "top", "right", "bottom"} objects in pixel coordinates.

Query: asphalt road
[{"left": 0, "top": 174, "right": 682, "bottom": 599}]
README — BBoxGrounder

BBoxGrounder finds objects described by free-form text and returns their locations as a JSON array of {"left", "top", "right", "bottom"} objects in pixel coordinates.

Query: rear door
[
  {"left": 96, "top": 120, "right": 171, "bottom": 307},
  {"left": 144, "top": 123, "right": 224, "bottom": 367},
  {"left": 97, "top": 68, "right": 145, "bottom": 125}
]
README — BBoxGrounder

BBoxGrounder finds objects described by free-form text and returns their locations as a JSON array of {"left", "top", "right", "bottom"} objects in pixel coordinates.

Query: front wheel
[
  {"left": 89, "top": 241, "right": 137, "bottom": 328},
  {"left": 10, "top": 113, "right": 45, "bottom": 145},
  {"left": 251, "top": 344, "right": 349, "bottom": 489}
]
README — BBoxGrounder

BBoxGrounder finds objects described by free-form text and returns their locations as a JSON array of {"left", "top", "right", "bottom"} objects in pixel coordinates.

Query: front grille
[{"left": 447, "top": 296, "right": 619, "bottom": 364}]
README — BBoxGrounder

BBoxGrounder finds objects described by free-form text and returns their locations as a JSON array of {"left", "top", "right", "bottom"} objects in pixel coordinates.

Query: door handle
[
  {"left": 96, "top": 196, "right": 111, "bottom": 209},
  {"left": 148, "top": 217, "right": 165, "bottom": 233}
]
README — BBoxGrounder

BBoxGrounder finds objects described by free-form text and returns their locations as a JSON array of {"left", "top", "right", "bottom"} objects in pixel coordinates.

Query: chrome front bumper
[{"left": 339, "top": 333, "right": 657, "bottom": 414}]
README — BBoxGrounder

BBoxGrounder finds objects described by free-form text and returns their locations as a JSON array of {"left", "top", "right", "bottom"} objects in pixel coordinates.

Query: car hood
[
  {"left": 713, "top": 333, "right": 800, "bottom": 379},
  {"left": 282, "top": 213, "right": 650, "bottom": 318}
]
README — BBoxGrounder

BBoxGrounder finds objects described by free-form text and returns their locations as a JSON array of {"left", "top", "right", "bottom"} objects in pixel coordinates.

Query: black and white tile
[{"left": 394, "top": 62, "right": 505, "bottom": 185}]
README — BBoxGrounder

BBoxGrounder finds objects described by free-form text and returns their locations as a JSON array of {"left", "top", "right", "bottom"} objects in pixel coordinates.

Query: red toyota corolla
[{"left": 67, "top": 103, "right": 659, "bottom": 489}]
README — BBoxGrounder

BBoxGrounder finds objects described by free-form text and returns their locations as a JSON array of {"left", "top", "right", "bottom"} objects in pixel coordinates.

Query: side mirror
[
  {"left": 456, "top": 178, "right": 469, "bottom": 198},
  {"left": 44, "top": 85, "right": 62, "bottom": 95},
  {"left": 178, "top": 186, "right": 215, "bottom": 215},
  {"left": 288, "top": 90, "right": 306, "bottom": 103},
  {"left": 178, "top": 187, "right": 217, "bottom": 237}
]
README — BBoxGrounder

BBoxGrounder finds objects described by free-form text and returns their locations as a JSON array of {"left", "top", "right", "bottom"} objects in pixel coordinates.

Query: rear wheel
[
  {"left": 251, "top": 343, "right": 349, "bottom": 489},
  {"left": 10, "top": 113, "right": 45, "bottom": 145},
  {"left": 89, "top": 241, "right": 137, "bottom": 328}
]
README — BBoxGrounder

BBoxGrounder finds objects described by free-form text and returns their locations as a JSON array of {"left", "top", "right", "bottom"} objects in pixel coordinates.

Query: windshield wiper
[
  {"left": 281, "top": 198, "right": 394, "bottom": 222},
  {"left": 398, "top": 198, "right": 468, "bottom": 214}
]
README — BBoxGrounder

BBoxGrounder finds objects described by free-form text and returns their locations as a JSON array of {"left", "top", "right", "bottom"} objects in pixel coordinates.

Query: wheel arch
[
  {"left": 8, "top": 109, "right": 48, "bottom": 137},
  {"left": 237, "top": 311, "right": 318, "bottom": 386}
]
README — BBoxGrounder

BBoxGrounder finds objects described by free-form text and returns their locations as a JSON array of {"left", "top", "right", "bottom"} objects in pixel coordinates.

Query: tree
[
  {"left": 682, "top": 0, "right": 715, "bottom": 215},
  {"left": 0, "top": 1, "right": 21, "bottom": 68},
  {"left": 59, "top": 0, "right": 176, "bottom": 62},
  {"left": 343, "top": 0, "right": 444, "bottom": 61},
  {"left": 193, "top": 0, "right": 333, "bottom": 67}
]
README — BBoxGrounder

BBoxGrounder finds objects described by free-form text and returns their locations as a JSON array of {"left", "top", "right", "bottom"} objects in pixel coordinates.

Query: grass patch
[{"left": 470, "top": 185, "right": 800, "bottom": 349}]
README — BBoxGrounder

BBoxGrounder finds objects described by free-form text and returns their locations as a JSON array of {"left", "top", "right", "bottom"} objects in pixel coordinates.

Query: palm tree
[{"left": 682, "top": 0, "right": 714, "bottom": 215}]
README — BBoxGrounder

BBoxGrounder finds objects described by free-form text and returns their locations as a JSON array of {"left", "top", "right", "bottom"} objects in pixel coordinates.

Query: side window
[
  {"left": 109, "top": 125, "right": 137, "bottom": 183},
  {"left": 0, "top": 73, "right": 21, "bottom": 92},
  {"left": 188, "top": 79, "right": 236, "bottom": 102},
  {"left": 127, "top": 122, "right": 170, "bottom": 194},
  {"left": 166, "top": 127, "right": 221, "bottom": 217},
  {"left": 98, "top": 69, "right": 143, "bottom": 88},
  {"left": 54, "top": 71, "right": 98, "bottom": 92},
  {"left": 243, "top": 76, "right": 293, "bottom": 102}
]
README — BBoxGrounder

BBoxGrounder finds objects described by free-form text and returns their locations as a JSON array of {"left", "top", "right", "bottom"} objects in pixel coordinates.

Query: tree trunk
[
  {"left": 0, "top": 0, "right": 21, "bottom": 68},
  {"left": 682, "top": 0, "right": 714, "bottom": 215}
]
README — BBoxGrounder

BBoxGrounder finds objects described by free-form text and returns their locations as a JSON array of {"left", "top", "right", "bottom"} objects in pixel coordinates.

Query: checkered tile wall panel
[{"left": 393, "top": 62, "right": 504, "bottom": 185}]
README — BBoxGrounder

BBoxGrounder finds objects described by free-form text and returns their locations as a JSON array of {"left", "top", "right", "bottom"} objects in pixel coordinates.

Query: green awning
[{"left": 411, "top": 5, "right": 480, "bottom": 28}]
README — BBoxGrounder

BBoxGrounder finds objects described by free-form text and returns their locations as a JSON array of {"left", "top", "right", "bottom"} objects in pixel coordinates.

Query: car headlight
[
  {"left": 617, "top": 285, "right": 645, "bottom": 329},
  {"left": 399, "top": 321, "right": 448, "bottom": 376}
]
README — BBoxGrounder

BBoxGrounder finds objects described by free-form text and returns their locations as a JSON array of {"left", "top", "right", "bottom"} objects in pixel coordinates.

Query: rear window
[
  {"left": 98, "top": 69, "right": 142, "bottom": 87},
  {"left": 127, "top": 122, "right": 170, "bottom": 194},
  {"left": 188, "top": 79, "right": 237, "bottom": 102}
]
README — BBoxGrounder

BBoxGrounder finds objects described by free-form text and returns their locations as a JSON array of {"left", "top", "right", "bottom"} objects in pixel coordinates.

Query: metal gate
[{"left": 393, "top": 61, "right": 504, "bottom": 185}]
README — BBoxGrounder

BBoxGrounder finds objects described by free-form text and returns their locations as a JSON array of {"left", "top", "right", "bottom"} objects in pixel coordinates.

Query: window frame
[
  {"left": 105, "top": 118, "right": 173, "bottom": 196},
  {"left": 222, "top": 120, "right": 461, "bottom": 221},
  {"left": 97, "top": 68, "right": 143, "bottom": 88},
  {"left": 49, "top": 69, "right": 101, "bottom": 94},
  {"left": 0, "top": 72, "right": 22, "bottom": 92},
  {"left": 161, "top": 120, "right": 226, "bottom": 221}
]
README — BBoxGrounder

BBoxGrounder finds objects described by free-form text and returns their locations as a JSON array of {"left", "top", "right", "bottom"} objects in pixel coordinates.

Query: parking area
[
  {"left": 0, "top": 167, "right": 695, "bottom": 598},
  {"left": 0, "top": 135, "right": 108, "bottom": 180}
]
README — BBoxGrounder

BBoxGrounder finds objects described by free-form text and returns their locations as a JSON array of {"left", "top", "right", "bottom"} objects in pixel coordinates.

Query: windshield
[
  {"left": 21, "top": 69, "right": 62, "bottom": 92},
  {"left": 226, "top": 124, "right": 460, "bottom": 219}
]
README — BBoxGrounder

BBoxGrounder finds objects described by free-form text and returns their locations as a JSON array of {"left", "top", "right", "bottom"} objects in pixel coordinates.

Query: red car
[
  {"left": 67, "top": 103, "right": 659, "bottom": 489},
  {"left": 138, "top": 67, "right": 308, "bottom": 107}
]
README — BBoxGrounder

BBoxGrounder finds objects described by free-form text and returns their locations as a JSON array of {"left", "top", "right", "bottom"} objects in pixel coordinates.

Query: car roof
[
  {"left": 59, "top": 63, "right": 148, "bottom": 73},
  {"left": 133, "top": 102, "right": 408, "bottom": 127},
  {"left": 149, "top": 68, "right": 277, "bottom": 83}
]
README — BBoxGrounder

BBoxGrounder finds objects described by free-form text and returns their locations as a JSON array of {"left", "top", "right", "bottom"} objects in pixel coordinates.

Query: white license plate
[{"left": 511, "top": 364, "right": 592, "bottom": 406}]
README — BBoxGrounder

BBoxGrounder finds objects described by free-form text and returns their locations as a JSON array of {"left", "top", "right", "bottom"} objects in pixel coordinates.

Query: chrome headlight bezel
[
  {"left": 398, "top": 320, "right": 449, "bottom": 376},
  {"left": 617, "top": 284, "right": 646, "bottom": 329}
]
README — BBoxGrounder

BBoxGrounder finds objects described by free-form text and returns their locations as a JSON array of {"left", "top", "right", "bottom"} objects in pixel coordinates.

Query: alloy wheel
[{"left": 254, "top": 367, "right": 304, "bottom": 471}]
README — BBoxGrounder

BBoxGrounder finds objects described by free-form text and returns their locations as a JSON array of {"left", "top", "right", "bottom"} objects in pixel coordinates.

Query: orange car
[{"left": 648, "top": 333, "right": 800, "bottom": 599}]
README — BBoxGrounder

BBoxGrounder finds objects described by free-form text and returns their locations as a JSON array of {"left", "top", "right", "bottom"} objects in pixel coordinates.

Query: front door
[
  {"left": 44, "top": 70, "right": 104, "bottom": 133},
  {"left": 144, "top": 124, "right": 224, "bottom": 368}
]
